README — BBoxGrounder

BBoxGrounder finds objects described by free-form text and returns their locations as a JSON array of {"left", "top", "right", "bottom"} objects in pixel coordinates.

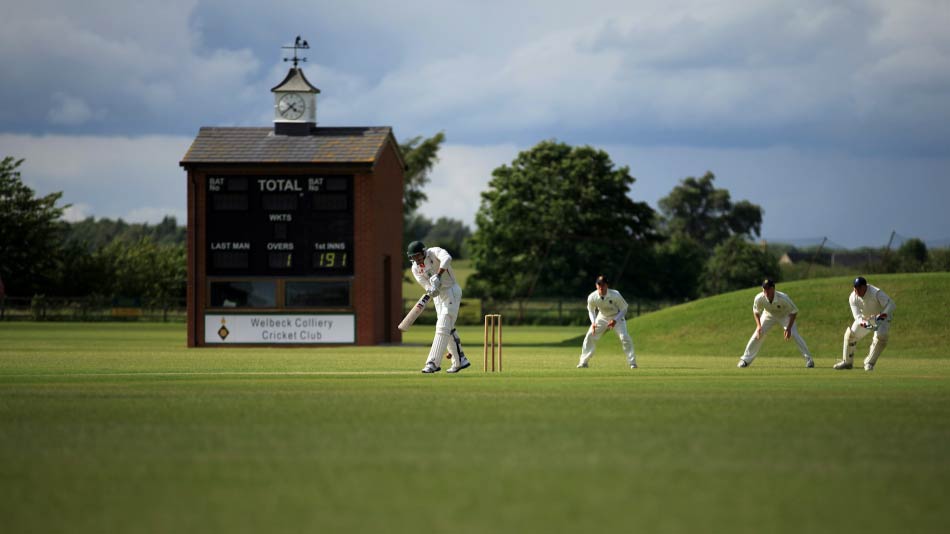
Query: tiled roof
[{"left": 180, "top": 126, "right": 398, "bottom": 165}]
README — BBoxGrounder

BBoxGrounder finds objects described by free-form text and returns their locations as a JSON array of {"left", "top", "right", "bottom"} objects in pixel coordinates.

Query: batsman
[{"left": 407, "top": 241, "right": 470, "bottom": 374}]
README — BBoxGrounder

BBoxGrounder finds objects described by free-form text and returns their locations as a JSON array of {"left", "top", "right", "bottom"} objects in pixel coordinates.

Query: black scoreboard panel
[{"left": 206, "top": 175, "right": 354, "bottom": 276}]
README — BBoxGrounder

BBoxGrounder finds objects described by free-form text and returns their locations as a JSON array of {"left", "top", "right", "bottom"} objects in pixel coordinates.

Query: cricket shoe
[
  {"left": 421, "top": 362, "right": 441, "bottom": 374},
  {"left": 737, "top": 359, "right": 750, "bottom": 368},
  {"left": 630, "top": 362, "right": 638, "bottom": 369},
  {"left": 446, "top": 356, "right": 471, "bottom": 373},
  {"left": 805, "top": 358, "right": 815, "bottom": 368},
  {"left": 576, "top": 362, "right": 589, "bottom": 368},
  {"left": 833, "top": 361, "right": 853, "bottom": 370},
  {"left": 864, "top": 363, "right": 874, "bottom": 372}
]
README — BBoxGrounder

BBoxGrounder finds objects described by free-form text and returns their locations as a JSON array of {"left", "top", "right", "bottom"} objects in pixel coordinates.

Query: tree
[
  {"left": 403, "top": 212, "right": 434, "bottom": 248},
  {"left": 64, "top": 215, "right": 185, "bottom": 251},
  {"left": 651, "top": 235, "right": 707, "bottom": 301},
  {"left": 658, "top": 172, "right": 763, "bottom": 252},
  {"left": 98, "top": 238, "right": 186, "bottom": 305},
  {"left": 399, "top": 132, "right": 446, "bottom": 217},
  {"left": 896, "top": 238, "right": 928, "bottom": 272},
  {"left": 703, "top": 236, "right": 780, "bottom": 295},
  {"left": 0, "top": 157, "right": 69, "bottom": 296},
  {"left": 927, "top": 248, "right": 950, "bottom": 272},
  {"left": 466, "top": 140, "right": 658, "bottom": 299},
  {"left": 423, "top": 217, "right": 471, "bottom": 258},
  {"left": 400, "top": 132, "right": 449, "bottom": 252}
]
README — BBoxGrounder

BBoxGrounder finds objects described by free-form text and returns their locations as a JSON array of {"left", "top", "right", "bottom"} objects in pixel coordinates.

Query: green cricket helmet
[{"left": 407, "top": 241, "right": 426, "bottom": 261}]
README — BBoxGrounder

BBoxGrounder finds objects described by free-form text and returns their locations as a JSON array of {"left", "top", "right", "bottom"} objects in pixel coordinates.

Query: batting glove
[{"left": 429, "top": 273, "right": 442, "bottom": 290}]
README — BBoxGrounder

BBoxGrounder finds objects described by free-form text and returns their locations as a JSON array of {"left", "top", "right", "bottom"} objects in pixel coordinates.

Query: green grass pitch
[{"left": 2, "top": 273, "right": 949, "bottom": 533}]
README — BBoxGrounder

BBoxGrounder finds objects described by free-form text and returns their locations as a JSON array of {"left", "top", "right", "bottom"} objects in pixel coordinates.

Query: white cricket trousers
[
  {"left": 842, "top": 317, "right": 891, "bottom": 367},
  {"left": 579, "top": 315, "right": 636, "bottom": 367},
  {"left": 426, "top": 285, "right": 464, "bottom": 369},
  {"left": 740, "top": 314, "right": 812, "bottom": 364}
]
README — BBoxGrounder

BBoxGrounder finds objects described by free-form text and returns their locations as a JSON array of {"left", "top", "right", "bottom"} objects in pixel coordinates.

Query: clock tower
[{"left": 272, "top": 36, "right": 320, "bottom": 136}]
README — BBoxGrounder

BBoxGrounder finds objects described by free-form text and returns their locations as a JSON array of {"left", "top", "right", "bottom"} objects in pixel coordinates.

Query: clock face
[{"left": 277, "top": 93, "right": 306, "bottom": 120}]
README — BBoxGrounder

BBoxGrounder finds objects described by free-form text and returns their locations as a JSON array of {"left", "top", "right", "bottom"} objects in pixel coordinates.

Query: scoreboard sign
[
  {"left": 181, "top": 122, "right": 405, "bottom": 347},
  {"left": 206, "top": 175, "right": 353, "bottom": 276},
  {"left": 205, "top": 314, "right": 356, "bottom": 344}
]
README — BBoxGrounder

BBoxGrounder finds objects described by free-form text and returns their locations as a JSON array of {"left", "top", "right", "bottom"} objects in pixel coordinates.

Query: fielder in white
[
  {"left": 737, "top": 279, "right": 814, "bottom": 368},
  {"left": 835, "top": 276, "right": 895, "bottom": 371},
  {"left": 577, "top": 275, "right": 638, "bottom": 369},
  {"left": 407, "top": 241, "right": 471, "bottom": 374}
]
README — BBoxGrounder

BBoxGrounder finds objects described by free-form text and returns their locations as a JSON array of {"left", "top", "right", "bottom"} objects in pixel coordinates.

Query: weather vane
[{"left": 282, "top": 35, "right": 309, "bottom": 68}]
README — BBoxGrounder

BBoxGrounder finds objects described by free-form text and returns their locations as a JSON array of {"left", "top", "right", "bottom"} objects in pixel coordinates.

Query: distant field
[{"left": 2, "top": 308, "right": 949, "bottom": 533}]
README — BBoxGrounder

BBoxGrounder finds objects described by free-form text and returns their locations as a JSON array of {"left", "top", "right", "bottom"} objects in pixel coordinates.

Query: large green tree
[
  {"left": 467, "top": 140, "right": 658, "bottom": 299},
  {"left": 0, "top": 157, "right": 69, "bottom": 296},
  {"left": 658, "top": 171, "right": 763, "bottom": 252}
]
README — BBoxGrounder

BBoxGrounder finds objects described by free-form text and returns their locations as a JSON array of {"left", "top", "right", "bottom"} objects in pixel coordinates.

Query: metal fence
[
  {"left": 1, "top": 295, "right": 671, "bottom": 325},
  {"left": 0, "top": 296, "right": 187, "bottom": 322},
  {"left": 405, "top": 297, "right": 675, "bottom": 326}
]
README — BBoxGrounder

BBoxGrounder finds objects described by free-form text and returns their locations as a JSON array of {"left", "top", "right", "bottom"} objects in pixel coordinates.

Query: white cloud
[
  {"left": 416, "top": 143, "right": 522, "bottom": 227},
  {"left": 48, "top": 93, "right": 102, "bottom": 126},
  {"left": 0, "top": 0, "right": 260, "bottom": 132},
  {"left": 1, "top": 133, "right": 193, "bottom": 224},
  {"left": 61, "top": 203, "right": 92, "bottom": 222},
  {"left": 125, "top": 206, "right": 187, "bottom": 225}
]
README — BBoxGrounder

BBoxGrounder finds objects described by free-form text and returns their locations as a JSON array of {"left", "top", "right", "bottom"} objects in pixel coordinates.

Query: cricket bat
[{"left": 398, "top": 294, "right": 431, "bottom": 331}]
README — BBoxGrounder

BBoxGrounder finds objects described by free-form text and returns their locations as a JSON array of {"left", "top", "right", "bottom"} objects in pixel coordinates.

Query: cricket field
[{"left": 2, "top": 275, "right": 949, "bottom": 533}]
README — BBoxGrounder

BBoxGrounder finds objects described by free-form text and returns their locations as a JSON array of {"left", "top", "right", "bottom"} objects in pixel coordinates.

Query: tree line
[
  {"left": 4, "top": 138, "right": 947, "bottom": 305},
  {"left": 0, "top": 157, "right": 186, "bottom": 303}
]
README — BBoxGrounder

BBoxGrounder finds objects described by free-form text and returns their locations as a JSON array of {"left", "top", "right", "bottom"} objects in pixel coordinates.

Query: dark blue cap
[
  {"left": 595, "top": 275, "right": 609, "bottom": 285},
  {"left": 762, "top": 279, "right": 775, "bottom": 288},
  {"left": 853, "top": 276, "right": 868, "bottom": 287}
]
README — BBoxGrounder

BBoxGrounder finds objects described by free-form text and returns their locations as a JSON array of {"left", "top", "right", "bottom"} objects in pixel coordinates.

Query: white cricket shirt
[
  {"left": 752, "top": 291, "right": 799, "bottom": 318},
  {"left": 411, "top": 246, "right": 458, "bottom": 292},
  {"left": 850, "top": 284, "right": 895, "bottom": 320},
  {"left": 587, "top": 288, "right": 629, "bottom": 323}
]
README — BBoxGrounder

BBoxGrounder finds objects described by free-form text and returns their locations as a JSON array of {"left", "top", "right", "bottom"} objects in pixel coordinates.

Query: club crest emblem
[{"left": 218, "top": 317, "right": 230, "bottom": 340}]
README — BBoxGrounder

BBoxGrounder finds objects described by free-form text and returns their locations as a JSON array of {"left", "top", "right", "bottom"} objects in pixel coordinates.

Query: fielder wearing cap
[
  {"left": 576, "top": 275, "right": 638, "bottom": 369},
  {"left": 737, "top": 279, "right": 814, "bottom": 368},
  {"left": 407, "top": 241, "right": 470, "bottom": 374},
  {"left": 835, "top": 277, "right": 895, "bottom": 371}
]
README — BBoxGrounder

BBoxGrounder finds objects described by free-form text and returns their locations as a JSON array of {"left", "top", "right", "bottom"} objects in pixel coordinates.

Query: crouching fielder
[
  {"left": 407, "top": 241, "right": 470, "bottom": 374},
  {"left": 835, "top": 277, "right": 895, "bottom": 371},
  {"left": 737, "top": 279, "right": 813, "bottom": 368},
  {"left": 577, "top": 275, "right": 637, "bottom": 369}
]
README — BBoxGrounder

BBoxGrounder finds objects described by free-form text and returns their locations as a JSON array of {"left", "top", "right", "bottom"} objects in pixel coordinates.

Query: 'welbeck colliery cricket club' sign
[{"left": 205, "top": 314, "right": 355, "bottom": 344}]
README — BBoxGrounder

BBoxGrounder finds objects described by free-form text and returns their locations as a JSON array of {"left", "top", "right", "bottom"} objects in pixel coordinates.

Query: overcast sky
[{"left": 2, "top": 0, "right": 949, "bottom": 248}]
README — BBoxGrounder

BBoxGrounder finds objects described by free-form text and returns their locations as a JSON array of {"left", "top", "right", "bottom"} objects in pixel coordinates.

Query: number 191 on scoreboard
[{"left": 314, "top": 251, "right": 348, "bottom": 268}]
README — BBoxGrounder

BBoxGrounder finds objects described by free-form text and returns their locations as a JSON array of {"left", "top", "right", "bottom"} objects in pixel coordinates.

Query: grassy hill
[{"left": 630, "top": 272, "right": 950, "bottom": 360}]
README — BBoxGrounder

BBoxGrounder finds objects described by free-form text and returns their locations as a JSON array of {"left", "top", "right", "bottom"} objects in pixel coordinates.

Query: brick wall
[{"left": 353, "top": 140, "right": 404, "bottom": 345}]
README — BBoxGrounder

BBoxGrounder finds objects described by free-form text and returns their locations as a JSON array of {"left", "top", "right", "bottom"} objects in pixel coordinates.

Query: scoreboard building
[{"left": 180, "top": 57, "right": 404, "bottom": 347}]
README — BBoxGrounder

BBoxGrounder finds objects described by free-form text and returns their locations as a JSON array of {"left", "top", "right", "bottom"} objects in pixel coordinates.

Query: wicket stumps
[{"left": 483, "top": 314, "right": 502, "bottom": 372}]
